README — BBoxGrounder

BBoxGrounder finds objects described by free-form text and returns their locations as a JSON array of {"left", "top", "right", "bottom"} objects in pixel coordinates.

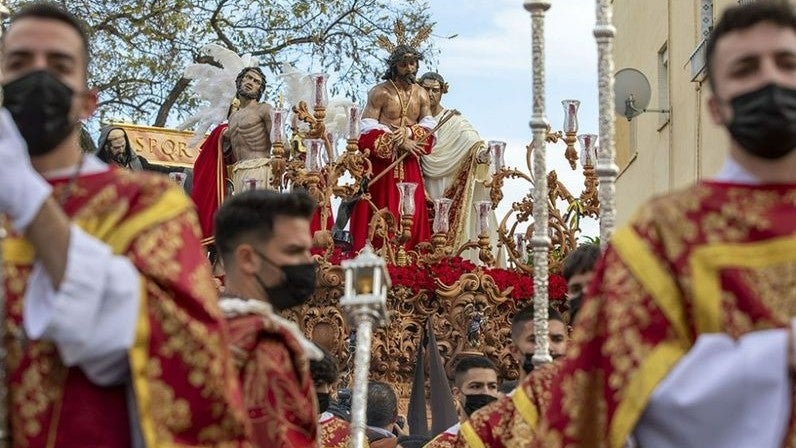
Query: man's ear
[
  {"left": 234, "top": 244, "right": 258, "bottom": 275},
  {"left": 509, "top": 343, "right": 521, "bottom": 363},
  {"left": 79, "top": 88, "right": 98, "bottom": 120},
  {"left": 451, "top": 386, "right": 461, "bottom": 402},
  {"left": 707, "top": 94, "right": 726, "bottom": 126}
]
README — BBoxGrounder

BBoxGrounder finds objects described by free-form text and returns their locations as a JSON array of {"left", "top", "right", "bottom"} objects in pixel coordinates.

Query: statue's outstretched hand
[{"left": 0, "top": 108, "right": 52, "bottom": 231}]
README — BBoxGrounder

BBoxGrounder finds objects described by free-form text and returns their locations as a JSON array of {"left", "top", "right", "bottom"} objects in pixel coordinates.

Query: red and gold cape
[
  {"left": 226, "top": 308, "right": 318, "bottom": 447},
  {"left": 191, "top": 123, "right": 229, "bottom": 246},
  {"left": 457, "top": 363, "right": 559, "bottom": 448},
  {"left": 3, "top": 167, "right": 250, "bottom": 447},
  {"left": 533, "top": 181, "right": 796, "bottom": 448},
  {"left": 350, "top": 125, "right": 435, "bottom": 251},
  {"left": 319, "top": 412, "right": 361, "bottom": 448}
]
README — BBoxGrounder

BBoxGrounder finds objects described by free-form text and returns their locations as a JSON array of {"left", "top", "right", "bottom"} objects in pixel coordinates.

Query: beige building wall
[{"left": 611, "top": 0, "right": 762, "bottom": 225}]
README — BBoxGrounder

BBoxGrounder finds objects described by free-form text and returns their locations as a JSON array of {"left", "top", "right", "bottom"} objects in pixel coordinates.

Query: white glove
[{"left": 0, "top": 108, "right": 53, "bottom": 231}]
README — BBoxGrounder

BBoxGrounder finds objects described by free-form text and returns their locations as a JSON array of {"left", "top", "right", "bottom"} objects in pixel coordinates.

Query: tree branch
[{"left": 154, "top": 77, "right": 191, "bottom": 127}]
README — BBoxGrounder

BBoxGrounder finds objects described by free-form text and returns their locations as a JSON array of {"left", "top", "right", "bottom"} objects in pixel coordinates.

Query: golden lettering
[
  {"left": 178, "top": 141, "right": 191, "bottom": 159},
  {"left": 148, "top": 138, "right": 159, "bottom": 154}
]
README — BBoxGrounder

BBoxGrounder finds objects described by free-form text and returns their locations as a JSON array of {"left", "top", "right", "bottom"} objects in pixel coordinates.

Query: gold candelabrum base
[
  {"left": 269, "top": 141, "right": 287, "bottom": 190},
  {"left": 477, "top": 233, "right": 494, "bottom": 265},
  {"left": 422, "top": 232, "right": 453, "bottom": 263},
  {"left": 395, "top": 214, "right": 414, "bottom": 266}
]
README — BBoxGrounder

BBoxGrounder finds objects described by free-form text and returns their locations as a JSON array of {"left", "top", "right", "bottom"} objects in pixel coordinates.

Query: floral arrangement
[
  {"left": 385, "top": 256, "right": 568, "bottom": 302},
  {"left": 312, "top": 249, "right": 568, "bottom": 302}
]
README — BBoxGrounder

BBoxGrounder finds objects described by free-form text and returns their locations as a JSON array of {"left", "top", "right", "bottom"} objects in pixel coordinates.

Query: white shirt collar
[{"left": 712, "top": 156, "right": 762, "bottom": 185}]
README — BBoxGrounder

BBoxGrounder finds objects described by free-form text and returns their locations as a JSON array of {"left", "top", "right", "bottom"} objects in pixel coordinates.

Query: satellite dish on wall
[{"left": 614, "top": 68, "right": 652, "bottom": 121}]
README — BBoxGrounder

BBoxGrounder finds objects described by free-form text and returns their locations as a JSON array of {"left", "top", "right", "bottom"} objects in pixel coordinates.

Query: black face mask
[
  {"left": 2, "top": 70, "right": 76, "bottom": 156},
  {"left": 463, "top": 394, "right": 497, "bottom": 416},
  {"left": 254, "top": 251, "right": 317, "bottom": 311},
  {"left": 727, "top": 83, "right": 796, "bottom": 160},
  {"left": 316, "top": 392, "right": 331, "bottom": 414}
]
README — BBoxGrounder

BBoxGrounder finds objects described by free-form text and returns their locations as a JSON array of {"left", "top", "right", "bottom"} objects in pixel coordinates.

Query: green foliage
[{"left": 8, "top": 0, "right": 435, "bottom": 126}]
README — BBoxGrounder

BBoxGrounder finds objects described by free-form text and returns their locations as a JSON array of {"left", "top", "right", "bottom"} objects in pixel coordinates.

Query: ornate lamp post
[
  {"left": 595, "top": 0, "right": 619, "bottom": 244},
  {"left": 340, "top": 245, "right": 391, "bottom": 448},
  {"left": 524, "top": 0, "right": 554, "bottom": 367}
]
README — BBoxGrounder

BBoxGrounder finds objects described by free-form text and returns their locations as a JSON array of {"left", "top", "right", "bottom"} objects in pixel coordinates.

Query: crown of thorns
[{"left": 376, "top": 20, "right": 433, "bottom": 53}]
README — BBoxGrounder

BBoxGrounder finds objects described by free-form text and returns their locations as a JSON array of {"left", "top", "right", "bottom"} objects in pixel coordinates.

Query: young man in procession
[
  {"left": 0, "top": 2, "right": 251, "bottom": 445},
  {"left": 214, "top": 189, "right": 323, "bottom": 447},
  {"left": 455, "top": 306, "right": 569, "bottom": 448},
  {"left": 424, "top": 355, "right": 501, "bottom": 448},
  {"left": 534, "top": 2, "right": 796, "bottom": 447}
]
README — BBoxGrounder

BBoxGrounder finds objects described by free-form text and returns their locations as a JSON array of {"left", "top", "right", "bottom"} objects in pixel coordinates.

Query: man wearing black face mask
[
  {"left": 214, "top": 188, "right": 323, "bottom": 447},
  {"left": 453, "top": 306, "right": 567, "bottom": 448},
  {"left": 425, "top": 356, "right": 500, "bottom": 448},
  {"left": 309, "top": 345, "right": 363, "bottom": 448},
  {"left": 534, "top": 3, "right": 796, "bottom": 448},
  {"left": 0, "top": 3, "right": 251, "bottom": 446}
]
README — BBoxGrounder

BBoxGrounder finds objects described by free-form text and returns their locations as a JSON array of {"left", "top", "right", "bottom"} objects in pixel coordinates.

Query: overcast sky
[{"left": 425, "top": 0, "right": 600, "bottom": 239}]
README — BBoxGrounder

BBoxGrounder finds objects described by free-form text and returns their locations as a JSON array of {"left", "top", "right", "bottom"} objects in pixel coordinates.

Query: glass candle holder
[
  {"left": 432, "top": 198, "right": 453, "bottom": 234},
  {"left": 577, "top": 134, "right": 598, "bottom": 167},
  {"left": 311, "top": 73, "right": 329, "bottom": 108},
  {"left": 396, "top": 182, "right": 418, "bottom": 215},
  {"left": 347, "top": 105, "right": 361, "bottom": 139},
  {"left": 488, "top": 140, "right": 506, "bottom": 171},
  {"left": 304, "top": 138, "right": 325, "bottom": 172},
  {"left": 474, "top": 200, "right": 493, "bottom": 235},
  {"left": 270, "top": 108, "right": 286, "bottom": 143},
  {"left": 562, "top": 99, "right": 581, "bottom": 133}
]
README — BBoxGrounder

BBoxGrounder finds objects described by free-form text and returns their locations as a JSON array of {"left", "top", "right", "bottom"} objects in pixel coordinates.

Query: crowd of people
[{"left": 0, "top": 0, "right": 795, "bottom": 447}]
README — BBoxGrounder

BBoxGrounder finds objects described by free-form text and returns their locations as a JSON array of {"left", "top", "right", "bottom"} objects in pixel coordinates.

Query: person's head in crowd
[
  {"left": 562, "top": 243, "right": 601, "bottom": 300},
  {"left": 309, "top": 344, "right": 338, "bottom": 415},
  {"left": 510, "top": 305, "right": 568, "bottom": 378},
  {"left": 366, "top": 381, "right": 399, "bottom": 433},
  {"left": 1, "top": 2, "right": 98, "bottom": 169},
  {"left": 214, "top": 189, "right": 317, "bottom": 311},
  {"left": 451, "top": 355, "right": 500, "bottom": 418},
  {"left": 706, "top": 1, "right": 796, "bottom": 172}
]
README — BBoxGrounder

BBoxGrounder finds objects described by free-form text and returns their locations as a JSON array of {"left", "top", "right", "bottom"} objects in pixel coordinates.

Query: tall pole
[
  {"left": 340, "top": 246, "right": 389, "bottom": 448},
  {"left": 524, "top": 0, "right": 553, "bottom": 367},
  {"left": 595, "top": 0, "right": 619, "bottom": 245}
]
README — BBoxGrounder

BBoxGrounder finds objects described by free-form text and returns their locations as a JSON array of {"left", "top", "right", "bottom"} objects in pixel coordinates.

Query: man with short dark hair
[
  {"left": 366, "top": 381, "right": 400, "bottom": 448},
  {"left": 426, "top": 355, "right": 500, "bottom": 447},
  {"left": 536, "top": 2, "right": 796, "bottom": 446},
  {"left": 454, "top": 306, "right": 568, "bottom": 448},
  {"left": 509, "top": 305, "right": 568, "bottom": 380},
  {"left": 0, "top": 2, "right": 250, "bottom": 446},
  {"left": 215, "top": 189, "right": 322, "bottom": 447}
]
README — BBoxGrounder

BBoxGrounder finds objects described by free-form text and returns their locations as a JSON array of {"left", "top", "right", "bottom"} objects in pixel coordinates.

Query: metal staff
[
  {"left": 524, "top": 0, "right": 554, "bottom": 367},
  {"left": 595, "top": 0, "right": 620, "bottom": 244},
  {"left": 340, "top": 246, "right": 390, "bottom": 448}
]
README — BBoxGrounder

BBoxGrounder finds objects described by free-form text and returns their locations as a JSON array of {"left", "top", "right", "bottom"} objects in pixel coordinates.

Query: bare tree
[{"left": 9, "top": 0, "right": 435, "bottom": 127}]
